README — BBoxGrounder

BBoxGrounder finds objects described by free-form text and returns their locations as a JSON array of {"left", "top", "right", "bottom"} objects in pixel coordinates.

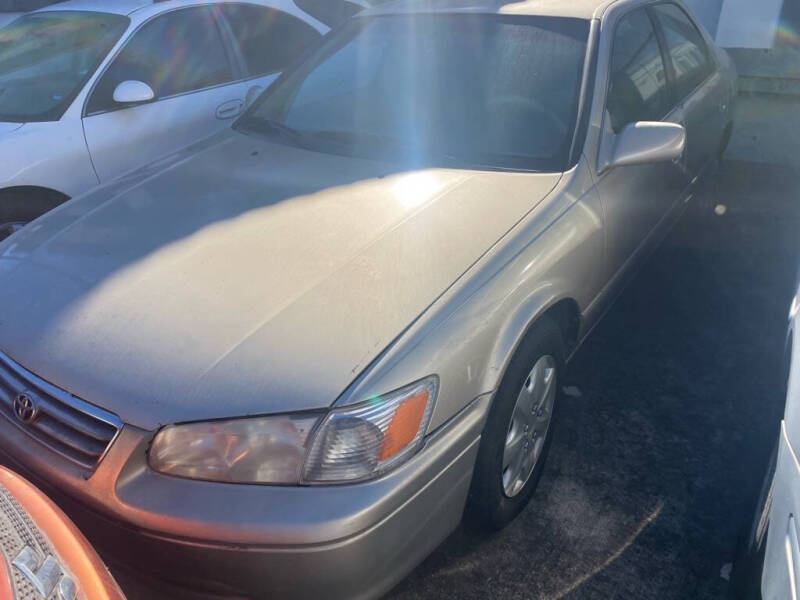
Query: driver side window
[
  {"left": 86, "top": 7, "right": 234, "bottom": 115},
  {"left": 607, "top": 9, "right": 670, "bottom": 133}
]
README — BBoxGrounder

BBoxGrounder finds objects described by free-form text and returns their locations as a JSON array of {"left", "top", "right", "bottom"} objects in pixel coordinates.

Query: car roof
[
  {"left": 363, "top": 0, "right": 617, "bottom": 20},
  {"left": 34, "top": 0, "right": 151, "bottom": 15},
  {"left": 32, "top": 0, "right": 318, "bottom": 17}
]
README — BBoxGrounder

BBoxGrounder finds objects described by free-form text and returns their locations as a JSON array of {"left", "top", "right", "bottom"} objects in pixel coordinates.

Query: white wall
[{"left": 715, "top": 0, "right": 785, "bottom": 48}]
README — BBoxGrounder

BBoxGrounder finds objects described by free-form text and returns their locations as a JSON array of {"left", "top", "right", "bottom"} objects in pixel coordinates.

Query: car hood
[
  {"left": 0, "top": 131, "right": 561, "bottom": 430},
  {"left": 0, "top": 122, "right": 23, "bottom": 136}
]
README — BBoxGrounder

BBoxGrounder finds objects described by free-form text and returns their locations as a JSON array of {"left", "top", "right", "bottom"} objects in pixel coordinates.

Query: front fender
[
  {"left": 483, "top": 285, "right": 578, "bottom": 393},
  {"left": 341, "top": 163, "right": 604, "bottom": 434}
]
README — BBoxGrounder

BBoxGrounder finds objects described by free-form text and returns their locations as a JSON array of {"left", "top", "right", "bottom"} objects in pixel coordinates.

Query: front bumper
[{"left": 0, "top": 394, "right": 490, "bottom": 599}]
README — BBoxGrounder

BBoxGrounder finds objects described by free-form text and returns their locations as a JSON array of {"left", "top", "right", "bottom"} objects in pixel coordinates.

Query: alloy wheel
[{"left": 501, "top": 355, "right": 557, "bottom": 498}]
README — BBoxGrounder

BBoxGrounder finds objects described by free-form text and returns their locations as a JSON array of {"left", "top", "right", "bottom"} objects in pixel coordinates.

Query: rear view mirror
[
  {"left": 112, "top": 80, "right": 155, "bottom": 105},
  {"left": 608, "top": 121, "right": 686, "bottom": 170}
]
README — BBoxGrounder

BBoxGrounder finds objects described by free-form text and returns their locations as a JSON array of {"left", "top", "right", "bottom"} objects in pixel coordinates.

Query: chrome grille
[{"left": 0, "top": 352, "right": 121, "bottom": 470}]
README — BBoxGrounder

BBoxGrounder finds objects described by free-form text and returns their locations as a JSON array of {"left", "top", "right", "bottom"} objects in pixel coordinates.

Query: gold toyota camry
[{"left": 0, "top": 0, "right": 736, "bottom": 597}]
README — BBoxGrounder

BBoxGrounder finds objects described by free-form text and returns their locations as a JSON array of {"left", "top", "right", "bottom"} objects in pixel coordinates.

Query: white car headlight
[{"left": 148, "top": 376, "right": 438, "bottom": 485}]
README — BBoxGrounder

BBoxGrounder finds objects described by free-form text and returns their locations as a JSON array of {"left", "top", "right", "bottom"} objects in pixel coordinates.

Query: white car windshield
[
  {"left": 239, "top": 14, "right": 591, "bottom": 172},
  {"left": 0, "top": 11, "right": 128, "bottom": 122}
]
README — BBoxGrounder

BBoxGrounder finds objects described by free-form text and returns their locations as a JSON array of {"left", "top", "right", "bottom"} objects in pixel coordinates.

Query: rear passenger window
[
  {"left": 294, "top": 0, "right": 363, "bottom": 28},
  {"left": 651, "top": 3, "right": 713, "bottom": 101},
  {"left": 607, "top": 9, "right": 670, "bottom": 133},
  {"left": 220, "top": 4, "right": 322, "bottom": 77}
]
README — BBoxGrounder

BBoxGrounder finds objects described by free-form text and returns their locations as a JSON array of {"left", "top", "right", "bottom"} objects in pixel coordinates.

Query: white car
[
  {"left": 0, "top": 0, "right": 331, "bottom": 240},
  {"left": 735, "top": 277, "right": 800, "bottom": 599}
]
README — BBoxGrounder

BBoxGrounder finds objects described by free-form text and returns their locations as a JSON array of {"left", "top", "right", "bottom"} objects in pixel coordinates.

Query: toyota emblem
[{"left": 13, "top": 392, "right": 38, "bottom": 424}]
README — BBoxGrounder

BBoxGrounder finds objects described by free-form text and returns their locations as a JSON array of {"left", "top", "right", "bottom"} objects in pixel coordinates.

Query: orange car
[{"left": 0, "top": 467, "right": 124, "bottom": 600}]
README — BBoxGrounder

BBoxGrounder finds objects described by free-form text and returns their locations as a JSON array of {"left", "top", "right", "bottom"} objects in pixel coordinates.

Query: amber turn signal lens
[
  {"left": 304, "top": 376, "right": 438, "bottom": 482},
  {"left": 377, "top": 390, "right": 429, "bottom": 461}
]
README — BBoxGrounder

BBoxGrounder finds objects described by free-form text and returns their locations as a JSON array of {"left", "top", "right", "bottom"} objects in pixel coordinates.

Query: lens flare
[{"left": 775, "top": 22, "right": 800, "bottom": 49}]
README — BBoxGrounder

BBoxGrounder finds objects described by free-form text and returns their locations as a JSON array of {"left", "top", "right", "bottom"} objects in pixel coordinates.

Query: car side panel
[
  {"left": 0, "top": 120, "right": 98, "bottom": 198},
  {"left": 592, "top": 2, "right": 693, "bottom": 283},
  {"left": 763, "top": 289, "right": 800, "bottom": 598},
  {"left": 580, "top": 0, "right": 734, "bottom": 331},
  {"left": 762, "top": 422, "right": 800, "bottom": 600},
  {"left": 82, "top": 79, "right": 270, "bottom": 184},
  {"left": 675, "top": 72, "right": 727, "bottom": 173}
]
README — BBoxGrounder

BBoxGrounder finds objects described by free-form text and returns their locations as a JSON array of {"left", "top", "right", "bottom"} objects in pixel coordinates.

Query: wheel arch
[
  {"left": 0, "top": 185, "right": 71, "bottom": 203},
  {"left": 483, "top": 288, "right": 582, "bottom": 395},
  {"left": 0, "top": 186, "right": 72, "bottom": 238}
]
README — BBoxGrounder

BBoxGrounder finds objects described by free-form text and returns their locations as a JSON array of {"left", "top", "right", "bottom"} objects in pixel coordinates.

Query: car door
[
  {"left": 763, "top": 298, "right": 800, "bottom": 600},
  {"left": 649, "top": 3, "right": 727, "bottom": 176},
  {"left": 215, "top": 2, "right": 324, "bottom": 107},
  {"left": 595, "top": 7, "right": 689, "bottom": 280},
  {"left": 81, "top": 6, "right": 244, "bottom": 183}
]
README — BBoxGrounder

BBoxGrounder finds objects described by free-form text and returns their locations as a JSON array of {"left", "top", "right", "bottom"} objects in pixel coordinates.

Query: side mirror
[
  {"left": 112, "top": 80, "right": 155, "bottom": 105},
  {"left": 608, "top": 121, "right": 686, "bottom": 170}
]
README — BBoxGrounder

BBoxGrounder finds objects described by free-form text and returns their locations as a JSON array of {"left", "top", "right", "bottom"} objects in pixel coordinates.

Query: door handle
[{"left": 216, "top": 99, "right": 244, "bottom": 120}]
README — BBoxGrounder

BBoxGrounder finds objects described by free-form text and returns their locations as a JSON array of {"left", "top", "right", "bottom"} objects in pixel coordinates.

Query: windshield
[
  {"left": 239, "top": 14, "right": 590, "bottom": 172},
  {"left": 0, "top": 11, "right": 128, "bottom": 122}
]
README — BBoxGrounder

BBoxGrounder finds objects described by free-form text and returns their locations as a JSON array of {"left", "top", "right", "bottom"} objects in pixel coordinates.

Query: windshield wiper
[
  {"left": 255, "top": 119, "right": 309, "bottom": 144},
  {"left": 306, "top": 129, "right": 412, "bottom": 151}
]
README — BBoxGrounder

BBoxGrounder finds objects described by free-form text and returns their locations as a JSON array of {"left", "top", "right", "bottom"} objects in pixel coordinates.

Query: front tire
[{"left": 465, "top": 316, "right": 565, "bottom": 530}]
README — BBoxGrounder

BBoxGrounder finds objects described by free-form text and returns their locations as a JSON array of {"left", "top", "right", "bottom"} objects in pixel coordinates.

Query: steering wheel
[{"left": 487, "top": 94, "right": 568, "bottom": 138}]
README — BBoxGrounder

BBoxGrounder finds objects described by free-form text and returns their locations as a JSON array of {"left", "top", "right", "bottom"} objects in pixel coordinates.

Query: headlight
[
  {"left": 148, "top": 414, "right": 319, "bottom": 484},
  {"left": 148, "top": 376, "right": 438, "bottom": 485}
]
